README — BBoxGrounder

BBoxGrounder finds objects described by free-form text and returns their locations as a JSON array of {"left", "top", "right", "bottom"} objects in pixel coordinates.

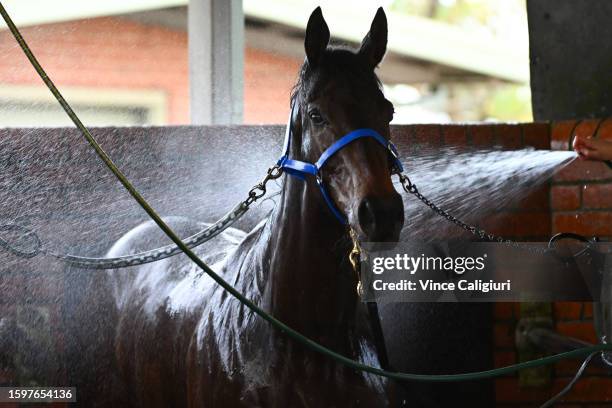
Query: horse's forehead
[{"left": 310, "top": 73, "right": 381, "bottom": 106}]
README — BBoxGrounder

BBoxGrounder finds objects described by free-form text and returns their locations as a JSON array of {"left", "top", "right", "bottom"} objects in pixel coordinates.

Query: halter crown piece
[{"left": 277, "top": 104, "right": 404, "bottom": 224}]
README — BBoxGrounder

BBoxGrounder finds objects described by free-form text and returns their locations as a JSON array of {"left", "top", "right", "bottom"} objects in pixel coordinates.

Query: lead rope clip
[{"left": 349, "top": 228, "right": 364, "bottom": 297}]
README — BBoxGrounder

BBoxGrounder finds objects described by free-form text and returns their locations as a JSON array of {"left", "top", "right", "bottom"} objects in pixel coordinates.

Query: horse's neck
[{"left": 262, "top": 175, "right": 360, "bottom": 350}]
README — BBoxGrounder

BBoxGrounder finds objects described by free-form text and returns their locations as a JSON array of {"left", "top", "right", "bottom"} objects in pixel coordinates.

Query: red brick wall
[
  {"left": 0, "top": 17, "right": 301, "bottom": 124},
  {"left": 492, "top": 119, "right": 612, "bottom": 407},
  {"left": 0, "top": 18, "right": 189, "bottom": 124},
  {"left": 536, "top": 119, "right": 612, "bottom": 407},
  {"left": 244, "top": 47, "right": 300, "bottom": 123},
  {"left": 552, "top": 120, "right": 612, "bottom": 240},
  {"left": 431, "top": 123, "right": 552, "bottom": 241},
  {"left": 432, "top": 121, "right": 611, "bottom": 406}
]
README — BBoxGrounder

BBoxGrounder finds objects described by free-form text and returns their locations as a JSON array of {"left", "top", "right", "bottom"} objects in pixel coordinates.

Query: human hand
[{"left": 573, "top": 135, "right": 612, "bottom": 161}]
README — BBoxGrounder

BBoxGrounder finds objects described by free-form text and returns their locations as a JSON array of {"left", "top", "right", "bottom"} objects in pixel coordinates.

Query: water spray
[{"left": 0, "top": 5, "right": 611, "bottom": 408}]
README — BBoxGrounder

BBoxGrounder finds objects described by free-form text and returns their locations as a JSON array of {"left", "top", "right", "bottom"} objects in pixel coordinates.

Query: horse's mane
[{"left": 290, "top": 46, "right": 383, "bottom": 105}]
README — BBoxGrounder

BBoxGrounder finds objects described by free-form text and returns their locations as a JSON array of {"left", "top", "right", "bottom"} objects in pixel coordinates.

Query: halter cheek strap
[{"left": 277, "top": 108, "right": 403, "bottom": 224}]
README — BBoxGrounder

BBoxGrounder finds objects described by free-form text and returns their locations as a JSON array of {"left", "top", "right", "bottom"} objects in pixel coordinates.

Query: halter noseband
[{"left": 277, "top": 105, "right": 403, "bottom": 224}]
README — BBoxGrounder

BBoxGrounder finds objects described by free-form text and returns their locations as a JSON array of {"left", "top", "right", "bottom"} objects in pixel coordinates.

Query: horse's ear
[
  {"left": 359, "top": 7, "right": 388, "bottom": 69},
  {"left": 304, "top": 7, "right": 330, "bottom": 67}
]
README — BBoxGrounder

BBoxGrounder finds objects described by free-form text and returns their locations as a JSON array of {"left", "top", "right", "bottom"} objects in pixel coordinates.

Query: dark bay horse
[{"left": 94, "top": 7, "right": 404, "bottom": 407}]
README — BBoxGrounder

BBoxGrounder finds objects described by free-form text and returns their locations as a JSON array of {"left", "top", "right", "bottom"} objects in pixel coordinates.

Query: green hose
[{"left": 1, "top": 1, "right": 610, "bottom": 383}]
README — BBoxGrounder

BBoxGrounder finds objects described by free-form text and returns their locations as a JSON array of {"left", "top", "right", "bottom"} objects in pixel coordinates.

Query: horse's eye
[{"left": 308, "top": 109, "right": 326, "bottom": 126}]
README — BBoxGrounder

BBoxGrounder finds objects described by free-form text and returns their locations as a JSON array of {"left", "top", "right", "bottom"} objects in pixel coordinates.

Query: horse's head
[{"left": 288, "top": 7, "right": 404, "bottom": 242}]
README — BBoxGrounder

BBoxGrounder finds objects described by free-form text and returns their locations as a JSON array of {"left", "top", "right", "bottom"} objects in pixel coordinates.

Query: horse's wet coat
[
  {"left": 105, "top": 208, "right": 386, "bottom": 407},
  {"left": 92, "top": 7, "right": 403, "bottom": 407}
]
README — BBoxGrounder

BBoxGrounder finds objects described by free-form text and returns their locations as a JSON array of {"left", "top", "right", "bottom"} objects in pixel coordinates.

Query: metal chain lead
[
  {"left": 395, "top": 172, "right": 569, "bottom": 256},
  {"left": 396, "top": 172, "right": 511, "bottom": 243},
  {"left": 1, "top": 166, "right": 284, "bottom": 269},
  {"left": 243, "top": 165, "right": 283, "bottom": 207}
]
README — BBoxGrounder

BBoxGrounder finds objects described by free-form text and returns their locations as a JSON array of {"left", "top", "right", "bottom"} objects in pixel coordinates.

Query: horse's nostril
[
  {"left": 358, "top": 198, "right": 377, "bottom": 238},
  {"left": 358, "top": 194, "right": 404, "bottom": 242}
]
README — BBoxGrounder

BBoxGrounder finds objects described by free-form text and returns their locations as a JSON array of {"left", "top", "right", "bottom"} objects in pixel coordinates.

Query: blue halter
[{"left": 277, "top": 107, "right": 403, "bottom": 224}]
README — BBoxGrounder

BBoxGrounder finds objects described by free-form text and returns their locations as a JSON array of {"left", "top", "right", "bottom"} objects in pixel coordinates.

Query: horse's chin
[
  {"left": 352, "top": 223, "right": 402, "bottom": 246},
  {"left": 367, "top": 233, "right": 401, "bottom": 247}
]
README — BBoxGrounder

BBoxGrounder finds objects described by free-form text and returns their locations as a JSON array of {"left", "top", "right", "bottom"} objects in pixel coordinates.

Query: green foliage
[{"left": 485, "top": 85, "right": 533, "bottom": 122}]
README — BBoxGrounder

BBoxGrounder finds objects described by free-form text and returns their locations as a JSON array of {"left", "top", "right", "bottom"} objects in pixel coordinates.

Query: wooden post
[
  {"left": 188, "top": 0, "right": 243, "bottom": 124},
  {"left": 528, "top": 0, "right": 612, "bottom": 120}
]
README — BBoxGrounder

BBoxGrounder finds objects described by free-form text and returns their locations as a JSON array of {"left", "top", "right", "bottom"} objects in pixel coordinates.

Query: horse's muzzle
[{"left": 357, "top": 192, "right": 404, "bottom": 242}]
